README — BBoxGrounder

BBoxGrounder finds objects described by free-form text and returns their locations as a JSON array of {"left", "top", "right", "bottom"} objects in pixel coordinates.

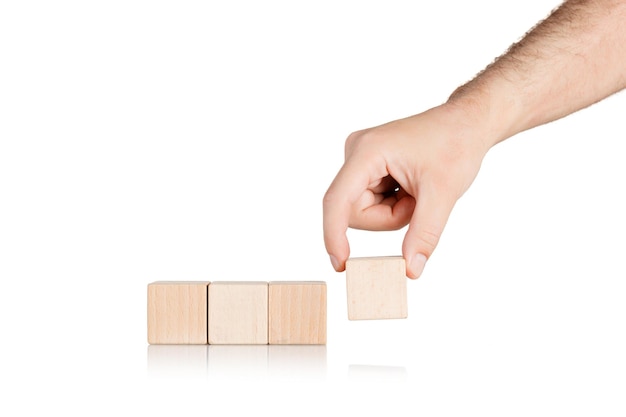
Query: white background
[{"left": 1, "top": 1, "right": 625, "bottom": 415}]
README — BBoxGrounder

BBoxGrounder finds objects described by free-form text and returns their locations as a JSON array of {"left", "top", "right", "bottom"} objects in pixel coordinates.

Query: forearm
[{"left": 448, "top": 0, "right": 626, "bottom": 147}]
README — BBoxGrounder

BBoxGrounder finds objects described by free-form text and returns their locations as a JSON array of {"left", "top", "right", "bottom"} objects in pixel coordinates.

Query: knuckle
[
  {"left": 322, "top": 189, "right": 337, "bottom": 207},
  {"left": 345, "top": 129, "right": 365, "bottom": 145},
  {"left": 344, "top": 131, "right": 359, "bottom": 153},
  {"left": 345, "top": 129, "right": 378, "bottom": 156}
]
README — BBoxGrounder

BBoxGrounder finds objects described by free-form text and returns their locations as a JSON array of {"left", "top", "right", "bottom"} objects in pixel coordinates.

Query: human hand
[{"left": 323, "top": 103, "right": 491, "bottom": 278}]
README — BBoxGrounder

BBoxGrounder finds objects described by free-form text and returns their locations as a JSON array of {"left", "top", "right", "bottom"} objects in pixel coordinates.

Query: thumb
[{"left": 402, "top": 186, "right": 456, "bottom": 279}]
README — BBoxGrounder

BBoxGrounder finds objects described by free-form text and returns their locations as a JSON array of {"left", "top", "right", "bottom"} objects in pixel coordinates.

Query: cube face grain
[
  {"left": 268, "top": 282, "right": 327, "bottom": 345},
  {"left": 208, "top": 282, "right": 269, "bottom": 345},
  {"left": 346, "top": 256, "right": 408, "bottom": 320},
  {"left": 147, "top": 281, "right": 209, "bottom": 344}
]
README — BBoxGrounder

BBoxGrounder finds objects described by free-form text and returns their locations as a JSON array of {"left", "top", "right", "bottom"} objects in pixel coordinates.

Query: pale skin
[{"left": 323, "top": 0, "right": 626, "bottom": 279}]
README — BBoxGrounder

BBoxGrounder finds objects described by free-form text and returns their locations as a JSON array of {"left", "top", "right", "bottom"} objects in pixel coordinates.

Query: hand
[{"left": 323, "top": 103, "right": 490, "bottom": 278}]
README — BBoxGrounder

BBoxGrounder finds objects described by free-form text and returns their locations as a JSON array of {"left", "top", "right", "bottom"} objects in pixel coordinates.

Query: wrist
[{"left": 446, "top": 74, "right": 528, "bottom": 149}]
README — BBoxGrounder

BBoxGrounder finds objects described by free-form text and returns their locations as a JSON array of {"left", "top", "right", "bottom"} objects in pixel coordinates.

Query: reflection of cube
[
  {"left": 268, "top": 345, "right": 327, "bottom": 378},
  {"left": 208, "top": 345, "right": 269, "bottom": 378},
  {"left": 208, "top": 282, "right": 268, "bottom": 345},
  {"left": 147, "top": 281, "right": 209, "bottom": 344},
  {"left": 346, "top": 256, "right": 408, "bottom": 320},
  {"left": 268, "top": 282, "right": 327, "bottom": 345},
  {"left": 147, "top": 345, "right": 209, "bottom": 377}
]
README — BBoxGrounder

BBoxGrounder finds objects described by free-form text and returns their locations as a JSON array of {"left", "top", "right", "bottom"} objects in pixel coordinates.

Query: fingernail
[
  {"left": 409, "top": 253, "right": 427, "bottom": 279},
  {"left": 329, "top": 254, "right": 340, "bottom": 271}
]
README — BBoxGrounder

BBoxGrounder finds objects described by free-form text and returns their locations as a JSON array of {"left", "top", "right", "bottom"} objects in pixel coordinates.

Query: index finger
[{"left": 322, "top": 157, "right": 386, "bottom": 271}]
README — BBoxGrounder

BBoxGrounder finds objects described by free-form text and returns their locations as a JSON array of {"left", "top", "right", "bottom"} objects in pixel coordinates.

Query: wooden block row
[
  {"left": 147, "top": 281, "right": 326, "bottom": 345},
  {"left": 345, "top": 256, "right": 408, "bottom": 320}
]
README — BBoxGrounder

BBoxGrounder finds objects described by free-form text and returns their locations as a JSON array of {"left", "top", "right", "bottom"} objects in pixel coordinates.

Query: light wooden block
[
  {"left": 147, "top": 281, "right": 209, "bottom": 344},
  {"left": 208, "top": 282, "right": 268, "bottom": 345},
  {"left": 345, "top": 256, "right": 408, "bottom": 320},
  {"left": 268, "top": 281, "right": 326, "bottom": 345}
]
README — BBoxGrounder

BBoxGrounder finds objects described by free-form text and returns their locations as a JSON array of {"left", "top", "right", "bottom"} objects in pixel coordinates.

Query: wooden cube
[
  {"left": 268, "top": 281, "right": 326, "bottom": 345},
  {"left": 208, "top": 282, "right": 268, "bottom": 345},
  {"left": 345, "top": 256, "right": 408, "bottom": 320},
  {"left": 147, "top": 281, "right": 209, "bottom": 344}
]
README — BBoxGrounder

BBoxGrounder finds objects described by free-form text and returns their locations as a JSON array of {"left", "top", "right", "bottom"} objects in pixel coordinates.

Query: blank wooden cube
[
  {"left": 147, "top": 281, "right": 209, "bottom": 344},
  {"left": 268, "top": 281, "right": 326, "bottom": 345},
  {"left": 345, "top": 256, "right": 408, "bottom": 320},
  {"left": 208, "top": 282, "right": 268, "bottom": 345}
]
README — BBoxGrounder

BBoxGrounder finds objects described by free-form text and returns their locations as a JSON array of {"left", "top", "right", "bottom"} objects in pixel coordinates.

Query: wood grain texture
[
  {"left": 147, "top": 281, "right": 209, "bottom": 344},
  {"left": 268, "top": 281, "right": 326, "bottom": 345},
  {"left": 208, "top": 282, "right": 268, "bottom": 345},
  {"left": 345, "top": 256, "right": 408, "bottom": 320}
]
